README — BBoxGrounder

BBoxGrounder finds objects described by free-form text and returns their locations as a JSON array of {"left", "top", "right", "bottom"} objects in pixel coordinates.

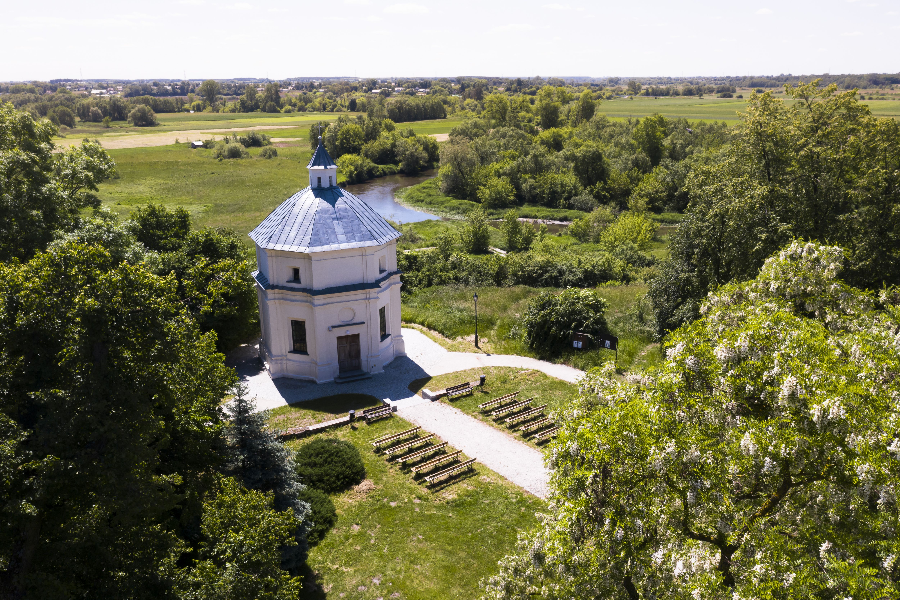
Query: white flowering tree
[{"left": 484, "top": 241, "right": 900, "bottom": 599}]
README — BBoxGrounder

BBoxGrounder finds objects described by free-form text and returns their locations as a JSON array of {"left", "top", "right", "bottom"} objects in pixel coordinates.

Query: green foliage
[
  {"left": 461, "top": 207, "right": 491, "bottom": 254},
  {"left": 336, "top": 153, "right": 375, "bottom": 184},
  {"left": 0, "top": 103, "right": 117, "bottom": 261},
  {"left": 128, "top": 203, "right": 192, "bottom": 252},
  {"left": 294, "top": 438, "right": 366, "bottom": 494},
  {"left": 198, "top": 79, "right": 221, "bottom": 107},
  {"left": 520, "top": 287, "right": 609, "bottom": 353},
  {"left": 127, "top": 104, "right": 158, "bottom": 126},
  {"left": 477, "top": 176, "right": 516, "bottom": 208},
  {"left": 259, "top": 146, "right": 278, "bottom": 159},
  {"left": 650, "top": 82, "right": 900, "bottom": 336},
  {"left": 486, "top": 241, "right": 900, "bottom": 599},
  {"left": 598, "top": 211, "right": 658, "bottom": 250},
  {"left": 398, "top": 247, "right": 629, "bottom": 295},
  {"left": 213, "top": 142, "right": 248, "bottom": 160},
  {"left": 0, "top": 242, "right": 236, "bottom": 598},
  {"left": 175, "top": 477, "right": 303, "bottom": 600},
  {"left": 568, "top": 205, "right": 616, "bottom": 243},
  {"left": 237, "top": 131, "right": 271, "bottom": 148},
  {"left": 500, "top": 210, "right": 535, "bottom": 252},
  {"left": 296, "top": 487, "right": 337, "bottom": 546}
]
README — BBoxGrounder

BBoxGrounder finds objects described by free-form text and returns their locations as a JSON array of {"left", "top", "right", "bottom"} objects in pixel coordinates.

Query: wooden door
[{"left": 337, "top": 334, "right": 361, "bottom": 373}]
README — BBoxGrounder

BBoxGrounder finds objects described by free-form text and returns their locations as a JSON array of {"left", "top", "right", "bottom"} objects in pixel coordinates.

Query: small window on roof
[
  {"left": 328, "top": 175, "right": 333, "bottom": 186},
  {"left": 291, "top": 267, "right": 300, "bottom": 282},
  {"left": 317, "top": 176, "right": 321, "bottom": 188}
]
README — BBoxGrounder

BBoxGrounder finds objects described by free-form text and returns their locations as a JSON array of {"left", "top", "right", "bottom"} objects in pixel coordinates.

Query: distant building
[{"left": 248, "top": 137, "right": 405, "bottom": 383}]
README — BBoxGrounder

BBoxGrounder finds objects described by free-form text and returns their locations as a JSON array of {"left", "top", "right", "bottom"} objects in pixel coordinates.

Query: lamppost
[{"left": 473, "top": 292, "right": 479, "bottom": 348}]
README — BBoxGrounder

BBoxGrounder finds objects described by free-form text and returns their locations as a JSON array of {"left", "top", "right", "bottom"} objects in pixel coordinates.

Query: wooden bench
[
  {"left": 444, "top": 382, "right": 474, "bottom": 400},
  {"left": 424, "top": 458, "right": 477, "bottom": 484},
  {"left": 502, "top": 405, "right": 547, "bottom": 426},
  {"left": 532, "top": 426, "right": 560, "bottom": 442},
  {"left": 372, "top": 426, "right": 420, "bottom": 449},
  {"left": 383, "top": 434, "right": 435, "bottom": 457},
  {"left": 478, "top": 391, "right": 519, "bottom": 412},
  {"left": 520, "top": 417, "right": 553, "bottom": 433},
  {"left": 362, "top": 405, "right": 393, "bottom": 424},
  {"left": 491, "top": 398, "right": 533, "bottom": 418},
  {"left": 411, "top": 450, "right": 462, "bottom": 474},
  {"left": 397, "top": 442, "right": 448, "bottom": 464}
]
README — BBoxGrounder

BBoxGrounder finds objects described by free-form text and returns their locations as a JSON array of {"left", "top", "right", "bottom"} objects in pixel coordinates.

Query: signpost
[{"left": 571, "top": 332, "right": 619, "bottom": 362}]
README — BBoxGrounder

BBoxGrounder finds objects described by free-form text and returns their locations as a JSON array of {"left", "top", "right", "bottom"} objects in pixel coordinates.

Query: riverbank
[{"left": 395, "top": 178, "right": 587, "bottom": 221}]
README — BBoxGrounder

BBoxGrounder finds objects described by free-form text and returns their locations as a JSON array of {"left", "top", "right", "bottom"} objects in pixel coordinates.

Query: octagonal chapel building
[{"left": 249, "top": 138, "right": 405, "bottom": 383}]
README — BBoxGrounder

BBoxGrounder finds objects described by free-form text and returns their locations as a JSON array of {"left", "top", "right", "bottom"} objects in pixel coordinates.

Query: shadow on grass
[
  {"left": 268, "top": 394, "right": 382, "bottom": 429},
  {"left": 298, "top": 562, "right": 328, "bottom": 600},
  {"left": 424, "top": 467, "right": 479, "bottom": 493}
]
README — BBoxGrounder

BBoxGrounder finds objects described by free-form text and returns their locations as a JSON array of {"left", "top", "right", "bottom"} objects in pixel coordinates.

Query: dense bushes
[
  {"left": 294, "top": 438, "right": 366, "bottom": 494},
  {"left": 238, "top": 131, "right": 271, "bottom": 147},
  {"left": 521, "top": 288, "right": 609, "bottom": 353},
  {"left": 127, "top": 104, "right": 157, "bottom": 126},
  {"left": 214, "top": 141, "right": 248, "bottom": 160},
  {"left": 398, "top": 247, "right": 630, "bottom": 294},
  {"left": 259, "top": 146, "right": 278, "bottom": 159},
  {"left": 296, "top": 487, "right": 337, "bottom": 545}
]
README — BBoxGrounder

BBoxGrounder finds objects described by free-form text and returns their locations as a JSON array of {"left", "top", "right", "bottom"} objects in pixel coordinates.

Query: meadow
[
  {"left": 400, "top": 284, "right": 661, "bottom": 373},
  {"left": 267, "top": 397, "right": 545, "bottom": 600}
]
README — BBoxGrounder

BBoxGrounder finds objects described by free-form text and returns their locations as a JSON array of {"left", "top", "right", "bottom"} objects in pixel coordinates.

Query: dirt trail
[{"left": 55, "top": 125, "right": 296, "bottom": 149}]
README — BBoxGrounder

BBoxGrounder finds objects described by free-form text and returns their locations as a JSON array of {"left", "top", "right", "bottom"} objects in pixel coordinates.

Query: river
[{"left": 343, "top": 170, "right": 439, "bottom": 224}]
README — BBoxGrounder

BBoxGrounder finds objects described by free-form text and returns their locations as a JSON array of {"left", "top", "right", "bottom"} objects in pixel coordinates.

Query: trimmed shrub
[
  {"left": 297, "top": 486, "right": 337, "bottom": 545},
  {"left": 521, "top": 288, "right": 609, "bottom": 353},
  {"left": 294, "top": 438, "right": 365, "bottom": 493},
  {"left": 259, "top": 146, "right": 278, "bottom": 159}
]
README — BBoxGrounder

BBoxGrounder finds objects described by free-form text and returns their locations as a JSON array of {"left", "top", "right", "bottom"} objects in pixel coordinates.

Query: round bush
[
  {"left": 294, "top": 438, "right": 365, "bottom": 493},
  {"left": 297, "top": 486, "right": 337, "bottom": 545},
  {"left": 259, "top": 146, "right": 278, "bottom": 159},
  {"left": 522, "top": 288, "right": 609, "bottom": 354}
]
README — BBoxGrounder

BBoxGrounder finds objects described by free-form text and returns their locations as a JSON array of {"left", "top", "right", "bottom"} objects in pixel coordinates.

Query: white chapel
[{"left": 249, "top": 137, "right": 405, "bottom": 383}]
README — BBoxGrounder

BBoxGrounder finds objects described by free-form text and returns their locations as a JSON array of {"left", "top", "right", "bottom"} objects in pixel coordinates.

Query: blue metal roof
[
  {"left": 307, "top": 139, "right": 337, "bottom": 169},
  {"left": 249, "top": 185, "right": 401, "bottom": 253}
]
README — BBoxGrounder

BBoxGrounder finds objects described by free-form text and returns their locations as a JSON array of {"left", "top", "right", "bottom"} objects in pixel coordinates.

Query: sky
[{"left": 1, "top": 0, "right": 898, "bottom": 81}]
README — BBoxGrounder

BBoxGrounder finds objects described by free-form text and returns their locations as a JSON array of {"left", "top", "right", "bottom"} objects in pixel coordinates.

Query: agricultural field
[
  {"left": 268, "top": 397, "right": 545, "bottom": 600},
  {"left": 596, "top": 94, "right": 900, "bottom": 123}
]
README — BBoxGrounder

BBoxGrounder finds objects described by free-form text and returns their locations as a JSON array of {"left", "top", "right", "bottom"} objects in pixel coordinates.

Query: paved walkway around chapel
[{"left": 231, "top": 328, "right": 584, "bottom": 498}]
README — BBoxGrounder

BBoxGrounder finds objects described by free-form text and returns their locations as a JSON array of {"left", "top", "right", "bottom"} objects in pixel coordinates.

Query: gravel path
[
  {"left": 397, "top": 401, "right": 550, "bottom": 498},
  {"left": 231, "top": 327, "right": 582, "bottom": 497}
]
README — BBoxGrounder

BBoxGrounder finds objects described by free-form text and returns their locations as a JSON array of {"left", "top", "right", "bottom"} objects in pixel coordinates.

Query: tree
[
  {"left": 223, "top": 385, "right": 310, "bottom": 572},
  {"left": 535, "top": 86, "right": 561, "bottom": 129},
  {"left": 261, "top": 83, "right": 281, "bottom": 112},
  {"left": 626, "top": 79, "right": 642, "bottom": 96},
  {"left": 128, "top": 104, "right": 158, "bottom": 126},
  {"left": 174, "top": 478, "right": 304, "bottom": 600},
  {"left": 649, "top": 83, "right": 900, "bottom": 335},
  {"left": 632, "top": 114, "right": 667, "bottom": 167},
  {"left": 520, "top": 287, "right": 609, "bottom": 353},
  {"left": 335, "top": 123, "right": 364, "bottom": 157},
  {"left": 569, "top": 141, "right": 609, "bottom": 188},
  {"left": 598, "top": 211, "right": 658, "bottom": 250},
  {"left": 198, "top": 79, "right": 221, "bottom": 107},
  {"left": 574, "top": 88, "right": 596, "bottom": 123},
  {"left": 0, "top": 242, "right": 237, "bottom": 598},
  {"left": 0, "top": 103, "right": 116, "bottom": 262},
  {"left": 485, "top": 241, "right": 900, "bottom": 600},
  {"left": 484, "top": 93, "right": 510, "bottom": 126},
  {"left": 461, "top": 207, "right": 491, "bottom": 254},
  {"left": 128, "top": 203, "right": 192, "bottom": 252},
  {"left": 500, "top": 210, "right": 535, "bottom": 252},
  {"left": 477, "top": 176, "right": 516, "bottom": 208}
]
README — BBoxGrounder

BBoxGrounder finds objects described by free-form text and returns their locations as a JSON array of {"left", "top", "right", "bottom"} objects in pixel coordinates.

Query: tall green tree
[
  {"left": 198, "top": 80, "right": 220, "bottom": 107},
  {"left": 0, "top": 102, "right": 116, "bottom": 262},
  {"left": 461, "top": 207, "right": 491, "bottom": 254},
  {"left": 486, "top": 241, "right": 900, "bottom": 600},
  {"left": 0, "top": 242, "right": 236, "bottom": 599},
  {"left": 650, "top": 83, "right": 900, "bottom": 335}
]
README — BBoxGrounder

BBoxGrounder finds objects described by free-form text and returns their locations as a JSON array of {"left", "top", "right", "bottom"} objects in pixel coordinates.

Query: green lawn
[
  {"left": 408, "top": 366, "right": 578, "bottom": 449},
  {"left": 96, "top": 142, "right": 315, "bottom": 234},
  {"left": 267, "top": 396, "right": 544, "bottom": 600},
  {"left": 401, "top": 284, "right": 661, "bottom": 373}
]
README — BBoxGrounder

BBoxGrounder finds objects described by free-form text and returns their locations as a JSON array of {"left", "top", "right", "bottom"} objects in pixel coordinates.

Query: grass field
[
  {"left": 96, "top": 142, "right": 315, "bottom": 233},
  {"left": 267, "top": 396, "right": 544, "bottom": 600},
  {"left": 596, "top": 95, "right": 900, "bottom": 123},
  {"left": 401, "top": 284, "right": 661, "bottom": 373},
  {"left": 408, "top": 366, "right": 578, "bottom": 449}
]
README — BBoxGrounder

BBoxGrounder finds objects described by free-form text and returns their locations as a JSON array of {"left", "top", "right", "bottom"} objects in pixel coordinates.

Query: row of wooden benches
[
  {"left": 370, "top": 426, "right": 476, "bottom": 485},
  {"left": 477, "top": 391, "right": 559, "bottom": 442}
]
